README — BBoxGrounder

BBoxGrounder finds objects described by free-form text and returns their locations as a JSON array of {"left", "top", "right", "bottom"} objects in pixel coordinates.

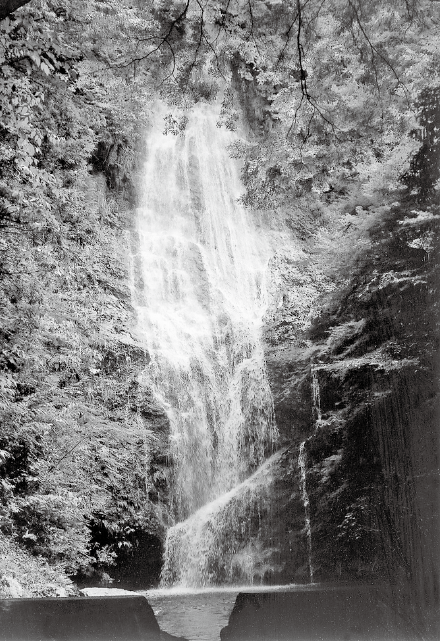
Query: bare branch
[
  {"left": 303, "top": 0, "right": 327, "bottom": 36},
  {"left": 245, "top": 0, "right": 260, "bottom": 55},
  {"left": 196, "top": 0, "right": 227, "bottom": 80},
  {"left": 114, "top": 0, "right": 191, "bottom": 72},
  {"left": 191, "top": 0, "right": 206, "bottom": 69},
  {"left": 161, "top": 0, "right": 192, "bottom": 43},
  {"left": 48, "top": 434, "right": 90, "bottom": 472},
  {"left": 276, "top": 8, "right": 299, "bottom": 65},
  {"left": 285, "top": 0, "right": 341, "bottom": 141},
  {"left": 276, "top": 0, "right": 317, "bottom": 64},
  {"left": 347, "top": 0, "right": 411, "bottom": 106},
  {"left": 212, "top": 0, "right": 232, "bottom": 46},
  {"left": 296, "top": 0, "right": 309, "bottom": 99},
  {"left": 286, "top": 92, "right": 306, "bottom": 139}
]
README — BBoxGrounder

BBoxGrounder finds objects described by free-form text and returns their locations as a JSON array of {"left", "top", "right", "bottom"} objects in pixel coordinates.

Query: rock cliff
[{"left": 262, "top": 198, "right": 439, "bottom": 634}]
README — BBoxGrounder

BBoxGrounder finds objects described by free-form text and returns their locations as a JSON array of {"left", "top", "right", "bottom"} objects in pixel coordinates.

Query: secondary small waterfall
[
  {"left": 133, "top": 102, "right": 277, "bottom": 586},
  {"left": 297, "top": 365, "right": 323, "bottom": 583},
  {"left": 298, "top": 441, "right": 314, "bottom": 583}
]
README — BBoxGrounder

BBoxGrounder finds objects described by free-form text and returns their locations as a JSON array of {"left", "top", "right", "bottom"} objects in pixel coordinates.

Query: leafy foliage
[
  {"left": 0, "top": 160, "right": 162, "bottom": 575},
  {"left": 87, "top": 1, "right": 436, "bottom": 207},
  {"left": 0, "top": 0, "right": 172, "bottom": 586}
]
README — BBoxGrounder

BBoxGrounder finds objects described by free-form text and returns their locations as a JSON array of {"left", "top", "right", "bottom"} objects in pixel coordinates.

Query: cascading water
[
  {"left": 161, "top": 449, "right": 284, "bottom": 587},
  {"left": 133, "top": 102, "right": 277, "bottom": 586},
  {"left": 297, "top": 365, "right": 322, "bottom": 583},
  {"left": 298, "top": 441, "right": 314, "bottom": 583}
]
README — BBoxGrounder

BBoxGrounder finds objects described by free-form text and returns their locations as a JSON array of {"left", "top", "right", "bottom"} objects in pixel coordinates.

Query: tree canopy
[{"left": 1, "top": 0, "right": 438, "bottom": 208}]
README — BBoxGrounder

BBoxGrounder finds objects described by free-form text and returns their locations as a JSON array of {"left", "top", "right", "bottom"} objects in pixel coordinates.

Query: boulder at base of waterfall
[
  {"left": 0, "top": 595, "right": 161, "bottom": 641},
  {"left": 220, "top": 585, "right": 411, "bottom": 641},
  {"left": 0, "top": 575, "right": 23, "bottom": 598}
]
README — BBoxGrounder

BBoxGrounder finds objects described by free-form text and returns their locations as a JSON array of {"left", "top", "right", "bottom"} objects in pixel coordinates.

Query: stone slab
[
  {"left": 0, "top": 595, "right": 161, "bottom": 641},
  {"left": 220, "top": 585, "right": 411, "bottom": 641}
]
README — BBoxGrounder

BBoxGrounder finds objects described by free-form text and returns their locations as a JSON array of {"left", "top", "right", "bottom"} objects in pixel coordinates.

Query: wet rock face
[
  {"left": 91, "top": 139, "right": 137, "bottom": 200},
  {"left": 310, "top": 203, "right": 439, "bottom": 575},
  {"left": 263, "top": 200, "right": 440, "bottom": 628},
  {"left": 264, "top": 344, "right": 314, "bottom": 442},
  {"left": 231, "top": 57, "right": 273, "bottom": 136}
]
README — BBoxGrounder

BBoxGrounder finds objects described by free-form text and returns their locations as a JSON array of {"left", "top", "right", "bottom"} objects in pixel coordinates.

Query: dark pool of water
[{"left": 142, "top": 585, "right": 305, "bottom": 641}]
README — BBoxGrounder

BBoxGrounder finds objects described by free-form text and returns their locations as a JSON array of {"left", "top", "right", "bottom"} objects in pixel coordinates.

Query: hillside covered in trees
[{"left": 0, "top": 0, "right": 439, "bottom": 636}]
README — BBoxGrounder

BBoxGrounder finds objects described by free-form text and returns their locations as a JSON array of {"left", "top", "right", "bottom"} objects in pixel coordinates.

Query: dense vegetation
[
  {"left": 0, "top": 2, "right": 438, "bottom": 627},
  {"left": 0, "top": 0, "right": 169, "bottom": 594}
]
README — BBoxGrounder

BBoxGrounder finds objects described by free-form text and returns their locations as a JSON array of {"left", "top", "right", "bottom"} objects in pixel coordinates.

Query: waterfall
[
  {"left": 298, "top": 441, "right": 314, "bottom": 583},
  {"left": 161, "top": 450, "right": 284, "bottom": 587},
  {"left": 133, "top": 102, "right": 277, "bottom": 586}
]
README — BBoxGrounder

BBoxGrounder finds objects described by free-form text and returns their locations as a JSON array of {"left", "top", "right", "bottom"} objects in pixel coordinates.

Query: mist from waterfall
[{"left": 132, "top": 101, "right": 277, "bottom": 585}]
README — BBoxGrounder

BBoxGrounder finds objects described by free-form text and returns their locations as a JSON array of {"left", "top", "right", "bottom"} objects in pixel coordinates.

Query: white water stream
[
  {"left": 298, "top": 366, "right": 323, "bottom": 584},
  {"left": 133, "top": 102, "right": 277, "bottom": 586},
  {"left": 298, "top": 441, "right": 314, "bottom": 583},
  {"left": 161, "top": 449, "right": 283, "bottom": 587}
]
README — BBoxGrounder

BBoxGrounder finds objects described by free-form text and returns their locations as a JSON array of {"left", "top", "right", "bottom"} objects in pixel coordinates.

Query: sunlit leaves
[
  {"left": 208, "top": 0, "right": 439, "bottom": 208},
  {"left": 0, "top": 5, "right": 74, "bottom": 173}
]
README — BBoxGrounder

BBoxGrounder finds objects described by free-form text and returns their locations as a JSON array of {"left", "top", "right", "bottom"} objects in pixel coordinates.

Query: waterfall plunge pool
[
  {"left": 143, "top": 584, "right": 312, "bottom": 641},
  {"left": 142, "top": 583, "right": 410, "bottom": 641}
]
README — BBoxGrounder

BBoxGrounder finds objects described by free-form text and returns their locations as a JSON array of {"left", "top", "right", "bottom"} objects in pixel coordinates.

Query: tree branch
[
  {"left": 296, "top": 0, "right": 309, "bottom": 99},
  {"left": 246, "top": 0, "right": 261, "bottom": 55},
  {"left": 194, "top": 0, "right": 226, "bottom": 80},
  {"left": 276, "top": 8, "right": 298, "bottom": 65},
  {"left": 277, "top": 0, "right": 316, "bottom": 65},
  {"left": 347, "top": 0, "right": 411, "bottom": 106},
  {"left": 114, "top": 0, "right": 191, "bottom": 72},
  {"left": 212, "top": 0, "right": 232, "bottom": 46}
]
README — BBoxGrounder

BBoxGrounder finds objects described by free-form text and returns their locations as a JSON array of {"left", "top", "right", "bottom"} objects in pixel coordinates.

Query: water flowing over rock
[
  {"left": 298, "top": 442, "right": 313, "bottom": 583},
  {"left": 161, "top": 451, "right": 284, "bottom": 588},
  {"left": 297, "top": 365, "right": 322, "bottom": 583},
  {"left": 133, "top": 102, "right": 277, "bottom": 585}
]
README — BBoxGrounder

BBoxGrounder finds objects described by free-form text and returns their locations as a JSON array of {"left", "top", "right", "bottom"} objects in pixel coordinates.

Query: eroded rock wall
[{"left": 263, "top": 199, "right": 439, "bottom": 633}]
